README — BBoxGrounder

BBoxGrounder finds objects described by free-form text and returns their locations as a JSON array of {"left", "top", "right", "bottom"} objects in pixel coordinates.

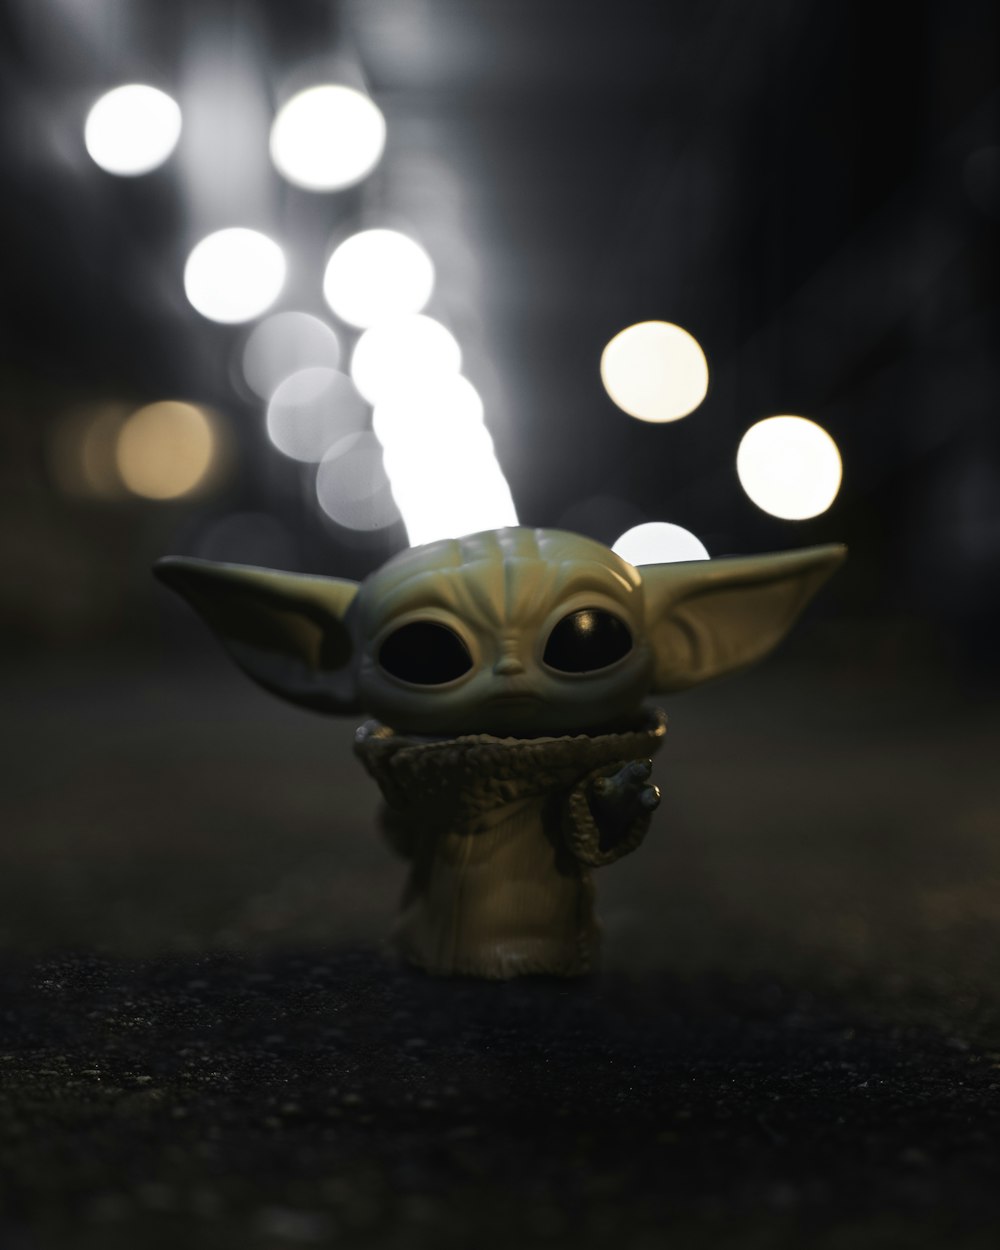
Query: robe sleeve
[{"left": 560, "top": 760, "right": 656, "bottom": 867}]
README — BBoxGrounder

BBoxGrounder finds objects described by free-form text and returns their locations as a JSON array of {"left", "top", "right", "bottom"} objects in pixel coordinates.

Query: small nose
[{"left": 493, "top": 654, "right": 525, "bottom": 677}]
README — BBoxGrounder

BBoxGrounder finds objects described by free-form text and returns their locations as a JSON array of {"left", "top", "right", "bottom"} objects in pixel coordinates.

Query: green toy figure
[{"left": 156, "top": 527, "right": 844, "bottom": 979}]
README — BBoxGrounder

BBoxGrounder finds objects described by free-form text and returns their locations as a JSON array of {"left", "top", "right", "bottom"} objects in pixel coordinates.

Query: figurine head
[{"left": 155, "top": 527, "right": 844, "bottom": 737}]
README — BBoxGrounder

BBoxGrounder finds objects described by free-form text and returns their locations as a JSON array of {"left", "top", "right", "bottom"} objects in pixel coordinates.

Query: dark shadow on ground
[
  {"left": 1, "top": 656, "right": 999, "bottom": 1247},
  {"left": 3, "top": 949, "right": 1000, "bottom": 1250}
]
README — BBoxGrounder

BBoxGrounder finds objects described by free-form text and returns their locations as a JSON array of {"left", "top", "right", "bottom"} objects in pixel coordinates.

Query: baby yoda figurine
[{"left": 155, "top": 527, "right": 844, "bottom": 979}]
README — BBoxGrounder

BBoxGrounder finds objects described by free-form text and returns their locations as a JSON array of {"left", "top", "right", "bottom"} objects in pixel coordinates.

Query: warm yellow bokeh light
[
  {"left": 116, "top": 402, "right": 215, "bottom": 499},
  {"left": 600, "top": 321, "right": 709, "bottom": 422},
  {"left": 736, "top": 415, "right": 842, "bottom": 520}
]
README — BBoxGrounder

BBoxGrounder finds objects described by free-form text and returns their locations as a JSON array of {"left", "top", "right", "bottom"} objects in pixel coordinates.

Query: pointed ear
[
  {"left": 154, "top": 557, "right": 362, "bottom": 714},
  {"left": 641, "top": 544, "right": 846, "bottom": 692}
]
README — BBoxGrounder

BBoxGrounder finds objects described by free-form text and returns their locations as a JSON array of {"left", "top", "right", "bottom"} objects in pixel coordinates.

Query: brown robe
[{"left": 354, "top": 709, "right": 667, "bottom": 978}]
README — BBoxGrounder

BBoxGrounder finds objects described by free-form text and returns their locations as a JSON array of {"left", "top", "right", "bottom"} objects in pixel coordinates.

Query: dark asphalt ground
[{"left": 2, "top": 654, "right": 999, "bottom": 1248}]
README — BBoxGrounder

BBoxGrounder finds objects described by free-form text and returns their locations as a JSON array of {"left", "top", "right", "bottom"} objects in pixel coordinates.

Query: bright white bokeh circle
[
  {"left": 373, "top": 374, "right": 485, "bottom": 452},
  {"left": 387, "top": 459, "right": 518, "bottom": 548},
  {"left": 184, "top": 228, "right": 286, "bottom": 324},
  {"left": 266, "top": 367, "right": 368, "bottom": 463},
  {"left": 600, "top": 321, "right": 709, "bottom": 422},
  {"left": 737, "top": 415, "right": 842, "bottom": 520},
  {"left": 269, "top": 85, "right": 386, "bottom": 191},
  {"left": 241, "top": 311, "right": 341, "bottom": 399},
  {"left": 370, "top": 373, "right": 518, "bottom": 546},
  {"left": 612, "top": 522, "right": 710, "bottom": 565},
  {"left": 84, "top": 84, "right": 182, "bottom": 176},
  {"left": 350, "top": 315, "right": 462, "bottom": 405},
  {"left": 323, "top": 229, "right": 434, "bottom": 328},
  {"left": 315, "top": 431, "right": 400, "bottom": 530},
  {"left": 380, "top": 422, "right": 496, "bottom": 485}
]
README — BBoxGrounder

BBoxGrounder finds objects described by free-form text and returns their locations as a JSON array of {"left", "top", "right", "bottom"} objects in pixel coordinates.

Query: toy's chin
[
  {"left": 384, "top": 701, "right": 652, "bottom": 741},
  {"left": 484, "top": 716, "right": 649, "bottom": 741}
]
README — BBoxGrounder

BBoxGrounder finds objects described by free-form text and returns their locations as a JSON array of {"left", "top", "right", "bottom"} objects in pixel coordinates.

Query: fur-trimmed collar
[{"left": 354, "top": 708, "right": 666, "bottom": 825}]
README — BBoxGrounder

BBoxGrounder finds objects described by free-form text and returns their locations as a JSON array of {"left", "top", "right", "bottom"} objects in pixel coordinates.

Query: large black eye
[
  {"left": 378, "top": 621, "right": 473, "bottom": 685},
  {"left": 543, "top": 609, "right": 632, "bottom": 674}
]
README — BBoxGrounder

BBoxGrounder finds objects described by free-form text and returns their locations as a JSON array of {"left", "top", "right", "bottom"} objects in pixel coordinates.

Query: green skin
[
  {"left": 155, "top": 527, "right": 844, "bottom": 978},
  {"left": 591, "top": 758, "right": 661, "bottom": 830}
]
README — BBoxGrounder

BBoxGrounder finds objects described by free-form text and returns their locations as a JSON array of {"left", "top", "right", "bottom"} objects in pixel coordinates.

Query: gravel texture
[
  {"left": 4, "top": 950, "right": 1000, "bottom": 1250},
  {"left": 2, "top": 658, "right": 998, "bottom": 1247}
]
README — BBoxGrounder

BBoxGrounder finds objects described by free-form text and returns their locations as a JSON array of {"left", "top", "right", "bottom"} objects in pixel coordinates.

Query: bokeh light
[
  {"left": 379, "top": 420, "right": 497, "bottom": 483},
  {"left": 47, "top": 404, "right": 129, "bottom": 499},
  {"left": 373, "top": 373, "right": 485, "bottom": 450},
  {"left": 600, "top": 321, "right": 709, "bottom": 422},
  {"left": 184, "top": 228, "right": 286, "bottom": 324},
  {"left": 242, "top": 312, "right": 341, "bottom": 400},
  {"left": 386, "top": 457, "right": 518, "bottom": 548},
  {"left": 116, "top": 402, "right": 215, "bottom": 499},
  {"left": 612, "top": 521, "right": 710, "bottom": 565},
  {"left": 323, "top": 229, "right": 434, "bottom": 329},
  {"left": 269, "top": 85, "right": 386, "bottom": 191},
  {"left": 266, "top": 368, "right": 368, "bottom": 463},
  {"left": 737, "top": 415, "right": 843, "bottom": 520},
  {"left": 84, "top": 85, "right": 182, "bottom": 176},
  {"left": 372, "top": 373, "right": 517, "bottom": 546},
  {"left": 315, "top": 432, "right": 400, "bottom": 531},
  {"left": 350, "top": 315, "right": 461, "bottom": 404}
]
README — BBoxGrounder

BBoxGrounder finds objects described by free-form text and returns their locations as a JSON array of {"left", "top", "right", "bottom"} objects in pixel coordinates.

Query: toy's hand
[{"left": 589, "top": 758, "right": 660, "bottom": 852}]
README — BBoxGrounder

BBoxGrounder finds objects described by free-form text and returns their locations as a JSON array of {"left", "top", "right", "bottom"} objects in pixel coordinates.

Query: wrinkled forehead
[{"left": 358, "top": 528, "right": 642, "bottom": 635}]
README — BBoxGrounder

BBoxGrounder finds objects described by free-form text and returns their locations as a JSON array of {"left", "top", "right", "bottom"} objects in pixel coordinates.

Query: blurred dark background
[
  {"left": 2, "top": 0, "right": 999, "bottom": 661},
  {"left": 2, "top": 2, "right": 1000, "bottom": 1247}
]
